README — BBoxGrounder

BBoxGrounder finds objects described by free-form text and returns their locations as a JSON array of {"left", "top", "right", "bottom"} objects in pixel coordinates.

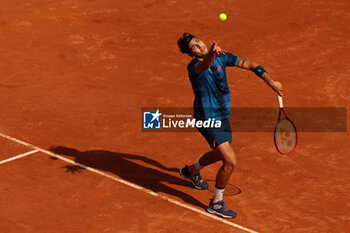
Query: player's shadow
[{"left": 49, "top": 146, "right": 207, "bottom": 209}]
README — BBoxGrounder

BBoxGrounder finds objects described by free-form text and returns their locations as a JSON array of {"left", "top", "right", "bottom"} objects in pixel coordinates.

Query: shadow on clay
[{"left": 49, "top": 146, "right": 210, "bottom": 209}]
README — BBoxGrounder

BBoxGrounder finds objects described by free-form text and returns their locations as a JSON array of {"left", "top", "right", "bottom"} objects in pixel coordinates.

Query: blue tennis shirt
[{"left": 187, "top": 52, "right": 239, "bottom": 121}]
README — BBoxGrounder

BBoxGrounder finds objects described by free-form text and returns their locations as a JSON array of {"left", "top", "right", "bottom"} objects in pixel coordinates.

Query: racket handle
[{"left": 277, "top": 95, "right": 284, "bottom": 108}]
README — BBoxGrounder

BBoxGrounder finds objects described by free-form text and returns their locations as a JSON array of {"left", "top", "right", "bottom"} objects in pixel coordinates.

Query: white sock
[
  {"left": 213, "top": 187, "right": 225, "bottom": 203},
  {"left": 192, "top": 159, "right": 204, "bottom": 173}
]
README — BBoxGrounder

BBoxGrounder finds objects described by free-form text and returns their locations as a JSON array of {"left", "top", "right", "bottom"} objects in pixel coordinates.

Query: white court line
[
  {"left": 0, "top": 132, "right": 258, "bottom": 233},
  {"left": 0, "top": 149, "right": 39, "bottom": 165}
]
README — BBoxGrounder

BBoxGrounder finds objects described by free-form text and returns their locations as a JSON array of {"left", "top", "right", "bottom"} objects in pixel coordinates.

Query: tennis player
[{"left": 177, "top": 33, "right": 283, "bottom": 218}]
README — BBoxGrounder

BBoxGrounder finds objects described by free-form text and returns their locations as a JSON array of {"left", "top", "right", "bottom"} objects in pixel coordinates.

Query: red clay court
[{"left": 0, "top": 0, "right": 349, "bottom": 232}]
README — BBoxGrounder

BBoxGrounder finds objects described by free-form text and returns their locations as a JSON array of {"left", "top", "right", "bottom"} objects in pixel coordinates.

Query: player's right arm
[
  {"left": 236, "top": 58, "right": 283, "bottom": 96},
  {"left": 194, "top": 41, "right": 224, "bottom": 74}
]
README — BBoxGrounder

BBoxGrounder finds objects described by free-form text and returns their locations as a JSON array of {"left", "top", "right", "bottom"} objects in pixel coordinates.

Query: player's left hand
[{"left": 210, "top": 40, "right": 227, "bottom": 55}]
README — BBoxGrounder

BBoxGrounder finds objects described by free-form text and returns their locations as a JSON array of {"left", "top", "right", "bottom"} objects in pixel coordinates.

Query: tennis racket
[{"left": 274, "top": 95, "right": 298, "bottom": 155}]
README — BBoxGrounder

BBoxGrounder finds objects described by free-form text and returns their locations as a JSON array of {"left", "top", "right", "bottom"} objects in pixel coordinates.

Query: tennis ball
[{"left": 219, "top": 13, "right": 227, "bottom": 21}]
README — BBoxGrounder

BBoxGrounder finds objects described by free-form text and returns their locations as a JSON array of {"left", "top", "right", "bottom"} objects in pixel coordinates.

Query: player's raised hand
[{"left": 210, "top": 40, "right": 226, "bottom": 55}]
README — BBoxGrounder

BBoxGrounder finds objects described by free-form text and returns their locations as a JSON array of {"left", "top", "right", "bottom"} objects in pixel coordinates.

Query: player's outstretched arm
[
  {"left": 194, "top": 40, "right": 226, "bottom": 74},
  {"left": 236, "top": 58, "right": 283, "bottom": 96}
]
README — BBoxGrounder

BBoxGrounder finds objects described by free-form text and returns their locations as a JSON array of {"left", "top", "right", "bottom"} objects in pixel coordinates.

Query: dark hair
[{"left": 177, "top": 33, "right": 195, "bottom": 54}]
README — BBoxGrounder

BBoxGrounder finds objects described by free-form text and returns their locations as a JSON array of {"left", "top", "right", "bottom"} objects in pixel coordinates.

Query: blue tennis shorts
[{"left": 197, "top": 118, "right": 232, "bottom": 149}]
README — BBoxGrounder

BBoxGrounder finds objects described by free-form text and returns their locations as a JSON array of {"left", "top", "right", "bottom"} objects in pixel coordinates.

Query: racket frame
[{"left": 274, "top": 96, "right": 298, "bottom": 155}]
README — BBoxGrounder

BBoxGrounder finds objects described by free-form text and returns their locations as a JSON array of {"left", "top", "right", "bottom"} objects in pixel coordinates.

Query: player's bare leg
[
  {"left": 207, "top": 141, "right": 237, "bottom": 218},
  {"left": 214, "top": 141, "right": 237, "bottom": 196},
  {"left": 187, "top": 150, "right": 221, "bottom": 175}
]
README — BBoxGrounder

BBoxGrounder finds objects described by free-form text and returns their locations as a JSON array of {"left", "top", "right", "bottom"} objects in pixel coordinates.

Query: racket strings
[{"left": 275, "top": 118, "right": 297, "bottom": 154}]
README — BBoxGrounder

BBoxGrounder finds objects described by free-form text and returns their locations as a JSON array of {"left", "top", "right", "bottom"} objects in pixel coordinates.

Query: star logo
[
  {"left": 150, "top": 109, "right": 161, "bottom": 122},
  {"left": 143, "top": 109, "right": 162, "bottom": 129}
]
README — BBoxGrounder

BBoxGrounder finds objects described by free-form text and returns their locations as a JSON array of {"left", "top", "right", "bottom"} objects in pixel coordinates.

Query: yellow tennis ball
[{"left": 219, "top": 13, "right": 227, "bottom": 21}]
